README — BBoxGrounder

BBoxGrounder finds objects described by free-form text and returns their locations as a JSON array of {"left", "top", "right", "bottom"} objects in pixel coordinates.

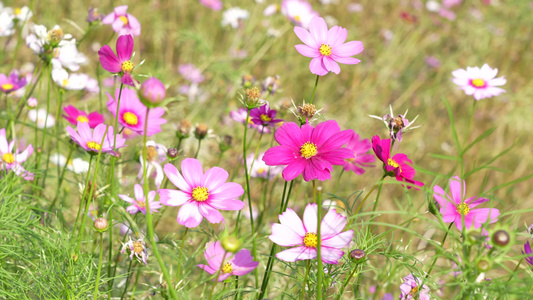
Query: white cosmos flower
[
  {"left": 51, "top": 67, "right": 87, "bottom": 90},
  {"left": 28, "top": 108, "right": 55, "bottom": 128},
  {"left": 221, "top": 7, "right": 249, "bottom": 28},
  {"left": 51, "top": 154, "right": 90, "bottom": 174},
  {"left": 0, "top": 11, "right": 15, "bottom": 37},
  {"left": 11, "top": 6, "right": 33, "bottom": 21},
  {"left": 52, "top": 41, "right": 87, "bottom": 71}
]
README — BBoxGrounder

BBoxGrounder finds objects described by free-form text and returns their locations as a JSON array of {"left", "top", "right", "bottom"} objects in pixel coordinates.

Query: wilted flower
[
  {"left": 102, "top": 5, "right": 141, "bottom": 36},
  {"left": 197, "top": 241, "right": 258, "bottom": 281},
  {"left": 119, "top": 184, "right": 162, "bottom": 215},
  {"left": 87, "top": 7, "right": 103, "bottom": 23},
  {"left": 451, "top": 64, "right": 506, "bottom": 101},
  {"left": 399, "top": 274, "right": 430, "bottom": 300},
  {"left": 369, "top": 106, "right": 420, "bottom": 142},
  {"left": 121, "top": 238, "right": 149, "bottom": 265}
]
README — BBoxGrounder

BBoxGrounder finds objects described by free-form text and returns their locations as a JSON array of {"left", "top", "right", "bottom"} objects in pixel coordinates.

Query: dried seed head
[
  {"left": 177, "top": 119, "right": 192, "bottom": 139},
  {"left": 298, "top": 103, "right": 317, "bottom": 120},
  {"left": 194, "top": 123, "right": 209, "bottom": 139}
]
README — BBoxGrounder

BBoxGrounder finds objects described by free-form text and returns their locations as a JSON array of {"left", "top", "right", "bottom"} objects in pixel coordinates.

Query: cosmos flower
[
  {"left": 98, "top": 34, "right": 136, "bottom": 86},
  {"left": 52, "top": 41, "right": 88, "bottom": 72},
  {"left": 0, "top": 70, "right": 27, "bottom": 93},
  {"left": 294, "top": 17, "right": 363, "bottom": 76},
  {"left": 121, "top": 238, "right": 149, "bottom": 265},
  {"left": 281, "top": 0, "right": 319, "bottom": 29},
  {"left": 451, "top": 64, "right": 506, "bottom": 101},
  {"left": 119, "top": 184, "right": 162, "bottom": 215},
  {"left": 0, "top": 11, "right": 15, "bottom": 37},
  {"left": 63, "top": 106, "right": 104, "bottom": 129},
  {"left": 66, "top": 122, "right": 126, "bottom": 156},
  {"left": 25, "top": 24, "right": 73, "bottom": 55},
  {"left": 178, "top": 64, "right": 205, "bottom": 84},
  {"left": 197, "top": 241, "right": 258, "bottom": 281},
  {"left": 399, "top": 274, "right": 431, "bottom": 300},
  {"left": 433, "top": 176, "right": 499, "bottom": 231},
  {"left": 369, "top": 106, "right": 420, "bottom": 142},
  {"left": 229, "top": 108, "right": 271, "bottom": 134},
  {"left": 106, "top": 87, "right": 167, "bottom": 136},
  {"left": 137, "top": 141, "right": 167, "bottom": 188},
  {"left": 102, "top": 5, "right": 141, "bottom": 36},
  {"left": 159, "top": 158, "right": 245, "bottom": 228},
  {"left": 263, "top": 120, "right": 354, "bottom": 182},
  {"left": 11, "top": 6, "right": 33, "bottom": 21},
  {"left": 28, "top": 108, "right": 55, "bottom": 128},
  {"left": 371, "top": 135, "right": 424, "bottom": 189},
  {"left": 200, "top": 0, "right": 223, "bottom": 11},
  {"left": 249, "top": 102, "right": 283, "bottom": 127},
  {"left": 342, "top": 132, "right": 374, "bottom": 175},
  {"left": 523, "top": 241, "right": 533, "bottom": 266},
  {"left": 221, "top": 7, "right": 249, "bottom": 28},
  {"left": 49, "top": 153, "right": 90, "bottom": 174},
  {"left": 51, "top": 68, "right": 87, "bottom": 90},
  {"left": 0, "top": 128, "right": 34, "bottom": 180},
  {"left": 269, "top": 203, "right": 354, "bottom": 264},
  {"left": 246, "top": 152, "right": 283, "bottom": 179}
]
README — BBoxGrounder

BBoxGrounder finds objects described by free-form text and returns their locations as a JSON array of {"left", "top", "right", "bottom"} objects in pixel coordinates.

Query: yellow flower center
[
  {"left": 137, "top": 200, "right": 146, "bottom": 209},
  {"left": 222, "top": 262, "right": 233, "bottom": 274},
  {"left": 257, "top": 167, "right": 266, "bottom": 174},
  {"left": 300, "top": 142, "right": 318, "bottom": 159},
  {"left": 132, "top": 241, "right": 144, "bottom": 254},
  {"left": 294, "top": 15, "right": 301, "bottom": 22},
  {"left": 192, "top": 187, "right": 209, "bottom": 202},
  {"left": 123, "top": 112, "right": 138, "bottom": 126},
  {"left": 87, "top": 141, "right": 101, "bottom": 151},
  {"left": 456, "top": 203, "right": 470, "bottom": 215},
  {"left": 62, "top": 79, "right": 69, "bottom": 88},
  {"left": 2, "top": 153, "right": 14, "bottom": 164},
  {"left": 246, "top": 117, "right": 254, "bottom": 125},
  {"left": 119, "top": 15, "right": 129, "bottom": 25},
  {"left": 146, "top": 146, "right": 157, "bottom": 162},
  {"left": 14, "top": 8, "right": 22, "bottom": 15},
  {"left": 409, "top": 286, "right": 419, "bottom": 295},
  {"left": 77, "top": 115, "right": 89, "bottom": 123},
  {"left": 260, "top": 114, "right": 272, "bottom": 122},
  {"left": 387, "top": 158, "right": 400, "bottom": 168},
  {"left": 319, "top": 44, "right": 332, "bottom": 56},
  {"left": 303, "top": 232, "right": 318, "bottom": 248},
  {"left": 121, "top": 60, "right": 134, "bottom": 73},
  {"left": 1, "top": 83, "right": 14, "bottom": 90},
  {"left": 471, "top": 78, "right": 485, "bottom": 88}
]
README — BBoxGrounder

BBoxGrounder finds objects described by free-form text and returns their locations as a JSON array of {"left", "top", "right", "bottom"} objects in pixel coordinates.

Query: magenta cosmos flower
[
  {"left": 399, "top": 274, "right": 431, "bottom": 300},
  {"left": 200, "top": 0, "right": 223, "bottom": 11},
  {"left": 0, "top": 128, "right": 34, "bottom": 180},
  {"left": 119, "top": 184, "right": 162, "bottom": 215},
  {"left": 229, "top": 108, "right": 271, "bottom": 134},
  {"left": 62, "top": 105, "right": 104, "bottom": 129},
  {"left": 371, "top": 135, "right": 423, "bottom": 189},
  {"left": 0, "top": 70, "right": 27, "bottom": 93},
  {"left": 66, "top": 122, "right": 126, "bottom": 156},
  {"left": 102, "top": 5, "right": 141, "bottom": 37},
  {"left": 107, "top": 88, "right": 167, "bottom": 136},
  {"left": 98, "top": 34, "right": 136, "bottom": 86},
  {"left": 451, "top": 64, "right": 506, "bottom": 101},
  {"left": 433, "top": 176, "right": 499, "bottom": 231},
  {"left": 197, "top": 241, "right": 258, "bottom": 281},
  {"left": 159, "top": 158, "right": 245, "bottom": 228},
  {"left": 249, "top": 102, "right": 283, "bottom": 127},
  {"left": 263, "top": 120, "right": 354, "bottom": 182},
  {"left": 294, "top": 17, "right": 363, "bottom": 76},
  {"left": 343, "top": 132, "right": 374, "bottom": 175},
  {"left": 523, "top": 241, "right": 533, "bottom": 265},
  {"left": 269, "top": 203, "right": 354, "bottom": 264}
]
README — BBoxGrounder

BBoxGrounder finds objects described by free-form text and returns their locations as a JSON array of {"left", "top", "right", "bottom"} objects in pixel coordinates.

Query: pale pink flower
[
  {"left": 102, "top": 5, "right": 141, "bottom": 36},
  {"left": 197, "top": 241, "right": 258, "bottom": 281},
  {"left": 281, "top": 0, "right": 319, "bottom": 29},
  {"left": 66, "top": 122, "right": 126, "bottom": 156},
  {"left": 200, "top": 0, "right": 223, "bottom": 11},
  {"left": 451, "top": 64, "right": 506, "bottom": 101},
  {"left": 0, "top": 128, "right": 34, "bottom": 180},
  {"left": 294, "top": 17, "right": 364, "bottom": 76},
  {"left": 119, "top": 184, "right": 162, "bottom": 215},
  {"left": 399, "top": 274, "right": 431, "bottom": 300}
]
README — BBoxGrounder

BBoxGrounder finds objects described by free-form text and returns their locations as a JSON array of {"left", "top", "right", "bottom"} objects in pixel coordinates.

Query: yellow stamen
[
  {"left": 456, "top": 203, "right": 470, "bottom": 215},
  {"left": 192, "top": 187, "right": 209, "bottom": 202},
  {"left": 257, "top": 167, "right": 265, "bottom": 174},
  {"left": 62, "top": 79, "right": 69, "bottom": 88},
  {"left": 137, "top": 200, "right": 146, "bottom": 209},
  {"left": 146, "top": 146, "right": 157, "bottom": 162},
  {"left": 294, "top": 15, "right": 301, "bottom": 22},
  {"left": 1, "top": 83, "right": 14, "bottom": 91},
  {"left": 119, "top": 15, "right": 129, "bottom": 25},
  {"left": 123, "top": 112, "right": 138, "bottom": 126},
  {"left": 300, "top": 142, "right": 318, "bottom": 159},
  {"left": 76, "top": 115, "right": 89, "bottom": 123},
  {"left": 121, "top": 60, "right": 134, "bottom": 73},
  {"left": 409, "top": 286, "right": 419, "bottom": 295},
  {"left": 471, "top": 78, "right": 485, "bottom": 88},
  {"left": 2, "top": 153, "right": 15, "bottom": 164},
  {"left": 132, "top": 241, "right": 144, "bottom": 254},
  {"left": 303, "top": 232, "right": 318, "bottom": 248},
  {"left": 260, "top": 114, "right": 272, "bottom": 122},
  {"left": 222, "top": 262, "right": 233, "bottom": 274},
  {"left": 387, "top": 158, "right": 400, "bottom": 169},
  {"left": 14, "top": 8, "right": 22, "bottom": 15},
  {"left": 319, "top": 44, "right": 332, "bottom": 56},
  {"left": 87, "top": 141, "right": 101, "bottom": 151}
]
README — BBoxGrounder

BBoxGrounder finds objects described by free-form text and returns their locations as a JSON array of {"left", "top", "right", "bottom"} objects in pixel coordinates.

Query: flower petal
[
  {"left": 276, "top": 246, "right": 316, "bottom": 262},
  {"left": 294, "top": 26, "right": 317, "bottom": 48},
  {"left": 163, "top": 163, "right": 191, "bottom": 192},
  {"left": 181, "top": 158, "right": 204, "bottom": 188},
  {"left": 279, "top": 208, "right": 306, "bottom": 237},
  {"left": 116, "top": 34, "right": 134, "bottom": 62},
  {"left": 270, "top": 223, "right": 304, "bottom": 247},
  {"left": 321, "top": 209, "right": 348, "bottom": 239},
  {"left": 303, "top": 203, "right": 318, "bottom": 233},
  {"left": 177, "top": 201, "right": 203, "bottom": 228},
  {"left": 322, "top": 230, "right": 353, "bottom": 248},
  {"left": 158, "top": 189, "right": 191, "bottom": 206},
  {"left": 98, "top": 45, "right": 121, "bottom": 73},
  {"left": 295, "top": 44, "right": 320, "bottom": 58}
]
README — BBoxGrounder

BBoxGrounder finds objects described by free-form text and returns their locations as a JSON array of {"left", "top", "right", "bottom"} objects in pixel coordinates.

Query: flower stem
[
  {"left": 176, "top": 228, "right": 189, "bottom": 281},
  {"left": 336, "top": 265, "right": 359, "bottom": 300},
  {"left": 425, "top": 222, "right": 454, "bottom": 279},
  {"left": 300, "top": 260, "right": 311, "bottom": 300},
  {"left": 120, "top": 259, "right": 134, "bottom": 300},
  {"left": 354, "top": 174, "right": 386, "bottom": 216},
  {"left": 309, "top": 75, "right": 320, "bottom": 104},
  {"left": 93, "top": 233, "right": 104, "bottom": 299},
  {"left": 49, "top": 144, "right": 74, "bottom": 211},
  {"left": 194, "top": 139, "right": 202, "bottom": 158},
  {"left": 315, "top": 182, "right": 323, "bottom": 300},
  {"left": 73, "top": 155, "right": 94, "bottom": 232},
  {"left": 141, "top": 108, "right": 178, "bottom": 299},
  {"left": 370, "top": 178, "right": 385, "bottom": 213}
]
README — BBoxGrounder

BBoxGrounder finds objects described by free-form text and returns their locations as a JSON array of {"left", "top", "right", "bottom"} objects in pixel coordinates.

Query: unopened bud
[
  {"left": 476, "top": 258, "right": 491, "bottom": 271},
  {"left": 243, "top": 87, "right": 263, "bottom": 108},
  {"left": 167, "top": 148, "right": 179, "bottom": 159},
  {"left": 349, "top": 249, "right": 366, "bottom": 262},
  {"left": 94, "top": 217, "right": 108, "bottom": 232},
  {"left": 27, "top": 97, "right": 38, "bottom": 108},
  {"left": 491, "top": 230, "right": 510, "bottom": 247},
  {"left": 176, "top": 119, "right": 191, "bottom": 139},
  {"left": 221, "top": 235, "right": 241, "bottom": 253},
  {"left": 47, "top": 26, "right": 64, "bottom": 45},
  {"left": 140, "top": 77, "right": 166, "bottom": 106},
  {"left": 298, "top": 103, "right": 317, "bottom": 120},
  {"left": 242, "top": 74, "right": 255, "bottom": 88},
  {"left": 194, "top": 123, "right": 208, "bottom": 140},
  {"left": 219, "top": 135, "right": 232, "bottom": 152}
]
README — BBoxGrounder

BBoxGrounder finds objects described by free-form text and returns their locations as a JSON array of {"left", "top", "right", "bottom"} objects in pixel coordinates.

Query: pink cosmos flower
[
  {"left": 0, "top": 128, "right": 34, "bottom": 180},
  {"left": 247, "top": 152, "right": 283, "bottom": 179},
  {"left": 66, "top": 122, "right": 126, "bottom": 156},
  {"left": 249, "top": 102, "right": 283, "bottom": 127},
  {"left": 178, "top": 64, "right": 205, "bottom": 84},
  {"left": 371, "top": 135, "right": 423, "bottom": 189},
  {"left": 229, "top": 108, "right": 271, "bottom": 134},
  {"left": 263, "top": 120, "right": 354, "bottom": 182},
  {"left": 281, "top": 0, "right": 319, "bottom": 29},
  {"left": 451, "top": 64, "right": 506, "bottom": 101},
  {"left": 523, "top": 241, "right": 533, "bottom": 265},
  {"left": 200, "top": 0, "right": 223, "bottom": 11},
  {"left": 158, "top": 158, "right": 245, "bottom": 228},
  {"left": 0, "top": 70, "right": 27, "bottom": 93},
  {"left": 433, "top": 176, "right": 499, "bottom": 231},
  {"left": 98, "top": 34, "right": 136, "bottom": 86},
  {"left": 62, "top": 105, "right": 104, "bottom": 129},
  {"left": 197, "top": 241, "right": 258, "bottom": 281},
  {"left": 102, "top": 5, "right": 141, "bottom": 37},
  {"left": 137, "top": 141, "right": 167, "bottom": 188},
  {"left": 119, "top": 184, "right": 162, "bottom": 215},
  {"left": 269, "top": 203, "right": 354, "bottom": 264},
  {"left": 294, "top": 17, "right": 363, "bottom": 76},
  {"left": 107, "top": 88, "right": 167, "bottom": 136},
  {"left": 342, "top": 132, "right": 374, "bottom": 175},
  {"left": 399, "top": 274, "right": 431, "bottom": 300}
]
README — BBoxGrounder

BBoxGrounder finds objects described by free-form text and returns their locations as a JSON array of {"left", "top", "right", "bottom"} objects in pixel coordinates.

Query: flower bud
[
  {"left": 87, "top": 7, "right": 102, "bottom": 23},
  {"left": 93, "top": 217, "right": 108, "bottom": 232},
  {"left": 27, "top": 97, "right": 38, "bottom": 108},
  {"left": 476, "top": 257, "right": 491, "bottom": 272},
  {"left": 140, "top": 77, "right": 166, "bottom": 106},
  {"left": 219, "top": 135, "right": 232, "bottom": 152},
  {"left": 47, "top": 26, "right": 64, "bottom": 46},
  {"left": 241, "top": 74, "right": 255, "bottom": 88},
  {"left": 243, "top": 87, "right": 263, "bottom": 108},
  {"left": 221, "top": 235, "right": 241, "bottom": 253},
  {"left": 194, "top": 123, "right": 208, "bottom": 140},
  {"left": 167, "top": 148, "right": 179, "bottom": 159},
  {"left": 491, "top": 230, "right": 510, "bottom": 247},
  {"left": 176, "top": 119, "right": 191, "bottom": 139},
  {"left": 349, "top": 249, "right": 366, "bottom": 262}
]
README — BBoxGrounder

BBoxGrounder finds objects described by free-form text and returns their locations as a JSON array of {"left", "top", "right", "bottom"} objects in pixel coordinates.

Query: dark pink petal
[
  {"left": 294, "top": 26, "right": 317, "bottom": 48},
  {"left": 282, "top": 159, "right": 306, "bottom": 181},
  {"left": 449, "top": 176, "right": 466, "bottom": 205},
  {"left": 158, "top": 189, "right": 190, "bottom": 206},
  {"left": 320, "top": 247, "right": 344, "bottom": 264},
  {"left": 323, "top": 56, "right": 341, "bottom": 74},
  {"left": 321, "top": 209, "right": 348, "bottom": 239},
  {"left": 319, "top": 129, "right": 353, "bottom": 153},
  {"left": 116, "top": 34, "right": 134, "bottom": 62},
  {"left": 309, "top": 17, "right": 328, "bottom": 44},
  {"left": 301, "top": 122, "right": 313, "bottom": 141},
  {"left": 263, "top": 146, "right": 297, "bottom": 166},
  {"left": 309, "top": 57, "right": 328, "bottom": 76},
  {"left": 177, "top": 201, "right": 203, "bottom": 228},
  {"left": 202, "top": 166, "right": 229, "bottom": 191},
  {"left": 333, "top": 41, "right": 364, "bottom": 57},
  {"left": 295, "top": 44, "right": 320, "bottom": 58},
  {"left": 312, "top": 120, "right": 341, "bottom": 147},
  {"left": 466, "top": 197, "right": 489, "bottom": 208},
  {"left": 181, "top": 158, "right": 204, "bottom": 188},
  {"left": 276, "top": 246, "right": 316, "bottom": 262},
  {"left": 270, "top": 223, "right": 304, "bottom": 246},
  {"left": 163, "top": 163, "right": 191, "bottom": 192},
  {"left": 322, "top": 230, "right": 353, "bottom": 248},
  {"left": 98, "top": 45, "right": 121, "bottom": 73},
  {"left": 121, "top": 73, "right": 136, "bottom": 86},
  {"left": 303, "top": 203, "right": 318, "bottom": 233},
  {"left": 371, "top": 135, "right": 390, "bottom": 163},
  {"left": 209, "top": 182, "right": 244, "bottom": 201},
  {"left": 275, "top": 122, "right": 304, "bottom": 150},
  {"left": 278, "top": 208, "right": 306, "bottom": 237},
  {"left": 87, "top": 111, "right": 105, "bottom": 128},
  {"left": 198, "top": 203, "right": 224, "bottom": 224}
]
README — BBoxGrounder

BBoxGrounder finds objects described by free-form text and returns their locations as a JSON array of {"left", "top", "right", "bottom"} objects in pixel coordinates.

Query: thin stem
[
  {"left": 93, "top": 233, "right": 104, "bottom": 299},
  {"left": 506, "top": 259, "right": 523, "bottom": 282},
  {"left": 207, "top": 260, "right": 224, "bottom": 300},
  {"left": 300, "top": 260, "right": 311, "bottom": 300},
  {"left": 425, "top": 222, "right": 454, "bottom": 278},
  {"left": 194, "top": 139, "right": 202, "bottom": 158},
  {"left": 129, "top": 266, "right": 142, "bottom": 300},
  {"left": 176, "top": 228, "right": 189, "bottom": 281},
  {"left": 333, "top": 169, "right": 344, "bottom": 195},
  {"left": 233, "top": 276, "right": 239, "bottom": 300},
  {"left": 309, "top": 75, "right": 320, "bottom": 104},
  {"left": 370, "top": 178, "right": 385, "bottom": 213},
  {"left": 120, "top": 260, "right": 135, "bottom": 300},
  {"left": 315, "top": 182, "right": 323, "bottom": 300},
  {"left": 73, "top": 155, "right": 94, "bottom": 231},
  {"left": 49, "top": 145, "right": 74, "bottom": 211},
  {"left": 336, "top": 265, "right": 359, "bottom": 300}
]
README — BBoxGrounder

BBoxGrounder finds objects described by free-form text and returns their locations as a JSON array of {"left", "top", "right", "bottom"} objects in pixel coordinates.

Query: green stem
[
  {"left": 176, "top": 228, "right": 189, "bottom": 281},
  {"left": 300, "top": 260, "right": 311, "bottom": 300},
  {"left": 337, "top": 265, "right": 358, "bottom": 300},
  {"left": 194, "top": 139, "right": 202, "bottom": 158},
  {"left": 425, "top": 222, "right": 454, "bottom": 278},
  {"left": 506, "top": 259, "right": 523, "bottom": 282},
  {"left": 129, "top": 266, "right": 142, "bottom": 300},
  {"left": 94, "top": 233, "right": 104, "bottom": 298},
  {"left": 370, "top": 178, "right": 385, "bottom": 213},
  {"left": 333, "top": 169, "right": 344, "bottom": 195},
  {"left": 73, "top": 155, "right": 94, "bottom": 232},
  {"left": 120, "top": 260, "right": 135, "bottom": 300},
  {"left": 142, "top": 108, "right": 178, "bottom": 299},
  {"left": 315, "top": 182, "right": 323, "bottom": 300},
  {"left": 49, "top": 145, "right": 74, "bottom": 211},
  {"left": 309, "top": 75, "right": 320, "bottom": 104},
  {"left": 207, "top": 259, "right": 225, "bottom": 300},
  {"left": 233, "top": 276, "right": 239, "bottom": 300}
]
